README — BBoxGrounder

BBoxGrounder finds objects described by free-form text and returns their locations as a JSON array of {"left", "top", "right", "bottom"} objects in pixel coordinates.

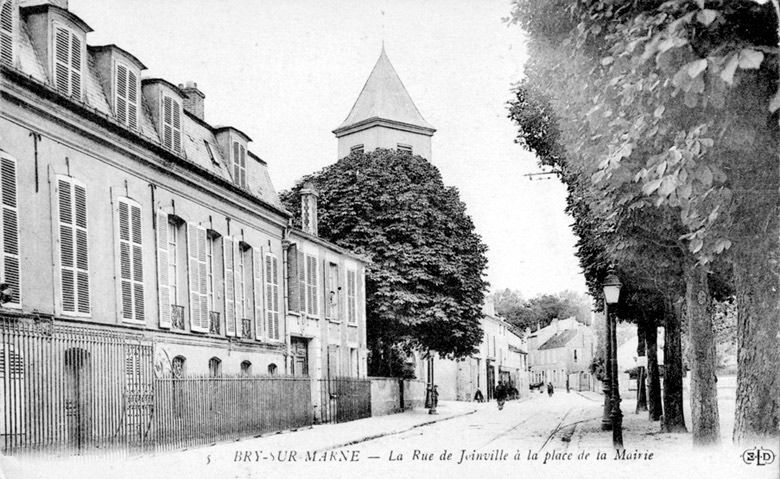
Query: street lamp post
[
  {"left": 603, "top": 270, "right": 623, "bottom": 449},
  {"left": 601, "top": 305, "right": 612, "bottom": 431}
]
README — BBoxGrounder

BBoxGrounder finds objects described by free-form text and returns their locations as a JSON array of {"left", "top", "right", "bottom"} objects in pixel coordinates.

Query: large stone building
[{"left": 0, "top": 0, "right": 367, "bottom": 379}]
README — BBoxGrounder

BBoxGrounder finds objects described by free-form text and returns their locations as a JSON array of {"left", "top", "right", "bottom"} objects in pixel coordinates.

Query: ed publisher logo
[{"left": 741, "top": 447, "right": 776, "bottom": 466}]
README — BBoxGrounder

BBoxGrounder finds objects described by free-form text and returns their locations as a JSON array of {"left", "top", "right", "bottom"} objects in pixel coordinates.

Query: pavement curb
[{"left": 319, "top": 408, "right": 478, "bottom": 452}]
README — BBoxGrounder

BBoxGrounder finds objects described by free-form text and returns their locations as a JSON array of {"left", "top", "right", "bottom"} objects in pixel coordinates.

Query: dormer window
[
  {"left": 115, "top": 62, "right": 139, "bottom": 129},
  {"left": 53, "top": 24, "right": 83, "bottom": 98},
  {"left": 1, "top": 0, "right": 14, "bottom": 66},
  {"left": 161, "top": 94, "right": 182, "bottom": 153},
  {"left": 232, "top": 141, "right": 246, "bottom": 188}
]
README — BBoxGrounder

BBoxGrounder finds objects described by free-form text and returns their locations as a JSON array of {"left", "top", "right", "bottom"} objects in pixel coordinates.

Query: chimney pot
[{"left": 180, "top": 81, "right": 205, "bottom": 120}]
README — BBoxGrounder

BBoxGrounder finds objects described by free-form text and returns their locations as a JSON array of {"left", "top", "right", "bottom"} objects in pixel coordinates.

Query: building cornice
[{"left": 333, "top": 117, "right": 436, "bottom": 138}]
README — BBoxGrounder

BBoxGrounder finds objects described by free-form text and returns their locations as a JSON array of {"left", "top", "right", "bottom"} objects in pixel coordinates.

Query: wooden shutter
[
  {"left": 232, "top": 142, "right": 239, "bottom": 182},
  {"left": 239, "top": 145, "right": 246, "bottom": 187},
  {"left": 57, "top": 177, "right": 89, "bottom": 315},
  {"left": 347, "top": 270, "right": 356, "bottom": 324},
  {"left": 286, "top": 243, "right": 299, "bottom": 312},
  {"left": 156, "top": 210, "right": 171, "bottom": 328},
  {"left": 297, "top": 250, "right": 305, "bottom": 314},
  {"left": 162, "top": 96, "right": 173, "bottom": 150},
  {"left": 53, "top": 25, "right": 81, "bottom": 98},
  {"left": 118, "top": 198, "right": 144, "bottom": 322},
  {"left": 253, "top": 248, "right": 263, "bottom": 339},
  {"left": 265, "top": 254, "right": 279, "bottom": 340},
  {"left": 233, "top": 239, "right": 241, "bottom": 328},
  {"left": 1, "top": 0, "right": 13, "bottom": 66},
  {"left": 116, "top": 64, "right": 128, "bottom": 125},
  {"left": 187, "top": 224, "right": 208, "bottom": 332},
  {"left": 128, "top": 70, "right": 138, "bottom": 130},
  {"left": 0, "top": 156, "right": 19, "bottom": 306},
  {"left": 223, "top": 237, "right": 235, "bottom": 336},
  {"left": 172, "top": 99, "right": 181, "bottom": 153}
]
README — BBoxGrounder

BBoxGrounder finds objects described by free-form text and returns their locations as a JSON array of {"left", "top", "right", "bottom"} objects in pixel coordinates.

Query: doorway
[{"left": 64, "top": 348, "right": 91, "bottom": 452}]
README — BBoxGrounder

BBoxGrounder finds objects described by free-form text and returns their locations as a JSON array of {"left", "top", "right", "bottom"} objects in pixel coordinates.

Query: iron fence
[
  {"left": 0, "top": 315, "right": 154, "bottom": 455},
  {"left": 319, "top": 377, "right": 371, "bottom": 424},
  {"left": 153, "top": 375, "right": 312, "bottom": 451}
]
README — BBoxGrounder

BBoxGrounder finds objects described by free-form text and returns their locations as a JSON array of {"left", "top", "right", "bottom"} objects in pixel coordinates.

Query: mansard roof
[{"left": 334, "top": 47, "right": 435, "bottom": 135}]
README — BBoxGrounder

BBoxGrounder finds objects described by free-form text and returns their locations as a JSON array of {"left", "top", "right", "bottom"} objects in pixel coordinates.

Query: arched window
[
  {"left": 208, "top": 357, "right": 222, "bottom": 377},
  {"left": 267, "top": 363, "right": 277, "bottom": 375},
  {"left": 240, "top": 360, "right": 252, "bottom": 376},
  {"left": 172, "top": 355, "right": 186, "bottom": 378}
]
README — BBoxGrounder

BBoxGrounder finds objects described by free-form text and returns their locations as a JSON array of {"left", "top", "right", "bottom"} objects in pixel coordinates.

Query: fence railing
[
  {"left": 153, "top": 375, "right": 312, "bottom": 451},
  {"left": 319, "top": 377, "right": 371, "bottom": 424},
  {"left": 0, "top": 315, "right": 154, "bottom": 455}
]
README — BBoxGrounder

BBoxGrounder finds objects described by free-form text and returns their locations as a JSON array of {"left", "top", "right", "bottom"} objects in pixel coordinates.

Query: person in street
[
  {"left": 495, "top": 380, "right": 508, "bottom": 410},
  {"left": 547, "top": 381, "right": 554, "bottom": 397},
  {"left": 566, "top": 376, "right": 570, "bottom": 393},
  {"left": 474, "top": 388, "right": 484, "bottom": 403}
]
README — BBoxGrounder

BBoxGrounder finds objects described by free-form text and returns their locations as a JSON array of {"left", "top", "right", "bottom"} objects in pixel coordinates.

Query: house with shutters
[
  {"left": 0, "top": 0, "right": 367, "bottom": 383},
  {"left": 527, "top": 317, "right": 595, "bottom": 390}
]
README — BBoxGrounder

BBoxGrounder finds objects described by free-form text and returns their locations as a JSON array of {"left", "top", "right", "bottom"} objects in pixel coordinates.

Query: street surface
[{"left": 3, "top": 383, "right": 775, "bottom": 479}]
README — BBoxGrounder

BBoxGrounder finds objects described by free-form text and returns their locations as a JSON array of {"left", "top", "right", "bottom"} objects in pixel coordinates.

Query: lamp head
[{"left": 603, "top": 270, "right": 622, "bottom": 305}]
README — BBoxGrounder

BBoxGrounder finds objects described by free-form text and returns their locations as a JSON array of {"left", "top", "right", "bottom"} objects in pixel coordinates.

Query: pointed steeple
[
  {"left": 334, "top": 48, "right": 435, "bottom": 160},
  {"left": 336, "top": 48, "right": 434, "bottom": 132}
]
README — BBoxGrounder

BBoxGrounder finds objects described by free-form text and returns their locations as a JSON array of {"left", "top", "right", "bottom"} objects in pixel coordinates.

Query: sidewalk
[{"left": 1, "top": 401, "right": 481, "bottom": 479}]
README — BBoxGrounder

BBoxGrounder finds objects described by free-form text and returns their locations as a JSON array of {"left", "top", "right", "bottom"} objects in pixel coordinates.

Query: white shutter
[
  {"left": 115, "top": 64, "right": 128, "bottom": 124},
  {"left": 156, "top": 210, "right": 171, "bottom": 328},
  {"left": 0, "top": 155, "right": 20, "bottom": 306},
  {"left": 1, "top": 0, "right": 14, "bottom": 66},
  {"left": 172, "top": 99, "right": 181, "bottom": 153},
  {"left": 233, "top": 239, "right": 241, "bottom": 332},
  {"left": 297, "top": 251, "right": 305, "bottom": 314},
  {"left": 265, "top": 254, "right": 279, "bottom": 340},
  {"left": 118, "top": 199, "right": 144, "bottom": 322},
  {"left": 57, "top": 177, "right": 89, "bottom": 315},
  {"left": 197, "top": 227, "right": 207, "bottom": 331},
  {"left": 53, "top": 25, "right": 81, "bottom": 98},
  {"left": 128, "top": 70, "right": 138, "bottom": 130},
  {"left": 223, "top": 237, "right": 235, "bottom": 336},
  {"left": 253, "top": 248, "right": 263, "bottom": 340},
  {"left": 162, "top": 95, "right": 182, "bottom": 152}
]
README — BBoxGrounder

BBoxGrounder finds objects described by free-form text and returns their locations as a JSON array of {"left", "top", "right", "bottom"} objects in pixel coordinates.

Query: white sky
[{"left": 69, "top": 0, "right": 587, "bottom": 297}]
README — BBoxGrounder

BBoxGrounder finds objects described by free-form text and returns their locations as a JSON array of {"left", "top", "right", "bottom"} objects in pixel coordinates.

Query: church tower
[{"left": 333, "top": 47, "right": 436, "bottom": 160}]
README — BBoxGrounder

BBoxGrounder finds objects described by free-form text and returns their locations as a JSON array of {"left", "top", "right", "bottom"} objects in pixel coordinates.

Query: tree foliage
[
  {"left": 508, "top": 0, "right": 779, "bottom": 442},
  {"left": 493, "top": 289, "right": 592, "bottom": 331},
  {"left": 280, "top": 149, "right": 489, "bottom": 376}
]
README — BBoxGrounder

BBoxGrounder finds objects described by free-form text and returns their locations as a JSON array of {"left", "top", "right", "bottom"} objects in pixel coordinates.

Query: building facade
[
  {"left": 527, "top": 317, "right": 595, "bottom": 390},
  {"left": 0, "top": 0, "right": 367, "bottom": 380}
]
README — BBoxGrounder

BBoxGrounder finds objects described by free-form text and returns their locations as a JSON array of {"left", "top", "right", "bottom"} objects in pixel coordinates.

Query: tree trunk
[
  {"left": 663, "top": 295, "right": 687, "bottom": 432},
  {"left": 684, "top": 262, "right": 720, "bottom": 445},
  {"left": 636, "top": 320, "right": 648, "bottom": 413},
  {"left": 732, "top": 243, "right": 780, "bottom": 443},
  {"left": 646, "top": 318, "right": 662, "bottom": 421}
]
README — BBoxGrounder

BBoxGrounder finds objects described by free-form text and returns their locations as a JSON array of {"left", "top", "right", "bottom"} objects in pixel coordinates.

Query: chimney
[
  {"left": 300, "top": 182, "right": 319, "bottom": 236},
  {"left": 179, "top": 81, "right": 205, "bottom": 120}
]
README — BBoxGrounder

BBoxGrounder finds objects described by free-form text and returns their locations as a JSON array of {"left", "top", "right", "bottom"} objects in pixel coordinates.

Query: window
[
  {"left": 205, "top": 231, "right": 220, "bottom": 314},
  {"left": 1, "top": 0, "right": 13, "bottom": 66},
  {"left": 304, "top": 254, "right": 318, "bottom": 316},
  {"left": 204, "top": 141, "right": 218, "bottom": 165},
  {"left": 232, "top": 141, "right": 246, "bottom": 188},
  {"left": 167, "top": 219, "right": 179, "bottom": 305},
  {"left": 265, "top": 253, "right": 280, "bottom": 340},
  {"left": 350, "top": 144, "right": 364, "bottom": 155},
  {"left": 326, "top": 262, "right": 338, "bottom": 319},
  {"left": 115, "top": 63, "right": 139, "bottom": 129},
  {"left": 350, "top": 348, "right": 358, "bottom": 377},
  {"left": 346, "top": 270, "right": 356, "bottom": 323},
  {"left": 172, "top": 355, "right": 186, "bottom": 378},
  {"left": 187, "top": 223, "right": 208, "bottom": 332},
  {"left": 161, "top": 95, "right": 182, "bottom": 153},
  {"left": 240, "top": 360, "right": 252, "bottom": 376},
  {"left": 267, "top": 363, "right": 277, "bottom": 375},
  {"left": 57, "top": 176, "right": 89, "bottom": 315},
  {"left": 0, "top": 154, "right": 19, "bottom": 307},
  {"left": 327, "top": 345, "right": 340, "bottom": 379},
  {"left": 208, "top": 357, "right": 221, "bottom": 377},
  {"left": 53, "top": 24, "right": 82, "bottom": 98},
  {"left": 237, "top": 243, "right": 248, "bottom": 320},
  {"left": 117, "top": 198, "right": 143, "bottom": 322},
  {"left": 397, "top": 144, "right": 412, "bottom": 154}
]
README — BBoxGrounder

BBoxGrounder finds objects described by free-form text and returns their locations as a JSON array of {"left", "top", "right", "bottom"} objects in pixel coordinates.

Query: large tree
[
  {"left": 280, "top": 149, "right": 489, "bottom": 377},
  {"left": 509, "top": 0, "right": 779, "bottom": 443}
]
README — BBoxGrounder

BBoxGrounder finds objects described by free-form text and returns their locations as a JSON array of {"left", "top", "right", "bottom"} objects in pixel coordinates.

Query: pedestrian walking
[
  {"left": 495, "top": 380, "right": 508, "bottom": 410},
  {"left": 547, "top": 382, "right": 554, "bottom": 397}
]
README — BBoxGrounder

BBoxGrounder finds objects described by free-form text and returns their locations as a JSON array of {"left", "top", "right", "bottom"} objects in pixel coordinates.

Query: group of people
[{"left": 473, "top": 380, "right": 520, "bottom": 410}]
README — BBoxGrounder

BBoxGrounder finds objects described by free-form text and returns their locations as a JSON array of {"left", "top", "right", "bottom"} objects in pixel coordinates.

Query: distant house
[
  {"left": 410, "top": 302, "right": 529, "bottom": 402},
  {"left": 527, "top": 317, "right": 595, "bottom": 390}
]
